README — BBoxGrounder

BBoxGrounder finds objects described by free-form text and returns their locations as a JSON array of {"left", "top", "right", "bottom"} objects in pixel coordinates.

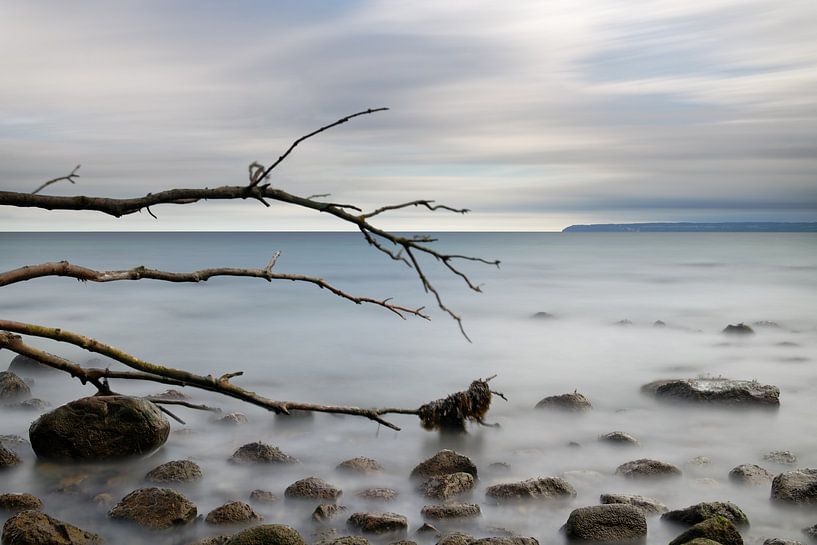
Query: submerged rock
[
  {"left": 108, "top": 487, "right": 197, "bottom": 529},
  {"left": 249, "top": 489, "right": 279, "bottom": 504},
  {"left": 642, "top": 378, "right": 779, "bottom": 407},
  {"left": 420, "top": 472, "right": 475, "bottom": 499},
  {"left": 485, "top": 477, "right": 576, "bottom": 502},
  {"left": 421, "top": 503, "right": 481, "bottom": 520},
  {"left": 206, "top": 501, "right": 262, "bottom": 525},
  {"left": 436, "top": 533, "right": 475, "bottom": 545},
  {"left": 728, "top": 464, "right": 773, "bottom": 485},
  {"left": 599, "top": 493, "right": 667, "bottom": 515},
  {"left": 337, "top": 457, "right": 384, "bottom": 475},
  {"left": 563, "top": 504, "right": 647, "bottom": 542},
  {"left": 668, "top": 516, "right": 743, "bottom": 545},
  {"left": 661, "top": 501, "right": 749, "bottom": 527},
  {"left": 0, "top": 371, "right": 30, "bottom": 401},
  {"left": 313, "top": 504, "right": 348, "bottom": 522},
  {"left": 347, "top": 512, "right": 408, "bottom": 535},
  {"left": 765, "top": 450, "right": 798, "bottom": 465},
  {"left": 599, "top": 431, "right": 639, "bottom": 446},
  {"left": 0, "top": 445, "right": 22, "bottom": 468},
  {"left": 0, "top": 493, "right": 43, "bottom": 513},
  {"left": 226, "top": 524, "right": 305, "bottom": 545},
  {"left": 723, "top": 323, "right": 755, "bottom": 335},
  {"left": 470, "top": 539, "right": 538, "bottom": 545},
  {"left": 285, "top": 477, "right": 342, "bottom": 500},
  {"left": 325, "top": 538, "right": 371, "bottom": 545},
  {"left": 411, "top": 450, "right": 477, "bottom": 479},
  {"left": 615, "top": 458, "right": 681, "bottom": 479},
  {"left": 230, "top": 442, "right": 299, "bottom": 465},
  {"left": 534, "top": 392, "right": 592, "bottom": 412},
  {"left": 356, "top": 488, "right": 398, "bottom": 502},
  {"left": 763, "top": 539, "right": 804, "bottom": 545},
  {"left": 532, "top": 312, "right": 555, "bottom": 320},
  {"left": 29, "top": 395, "right": 170, "bottom": 461},
  {"left": 145, "top": 459, "right": 203, "bottom": 483},
  {"left": 1, "top": 510, "right": 102, "bottom": 545},
  {"left": 771, "top": 469, "right": 817, "bottom": 504},
  {"left": 7, "top": 354, "right": 58, "bottom": 377},
  {"left": 213, "top": 412, "right": 249, "bottom": 426}
]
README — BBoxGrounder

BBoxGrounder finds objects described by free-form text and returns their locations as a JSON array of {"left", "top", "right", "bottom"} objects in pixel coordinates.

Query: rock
[
  {"left": 0, "top": 493, "right": 43, "bottom": 512},
  {"left": 563, "top": 504, "right": 647, "bottom": 542},
  {"left": 688, "top": 456, "right": 712, "bottom": 467},
  {"left": 226, "top": 524, "right": 305, "bottom": 545},
  {"left": 7, "top": 354, "right": 58, "bottom": 377},
  {"left": 313, "top": 504, "right": 348, "bottom": 522},
  {"left": 92, "top": 493, "right": 114, "bottom": 508},
  {"left": 325, "top": 538, "right": 371, "bottom": 545},
  {"left": 487, "top": 462, "right": 511, "bottom": 474},
  {"left": 0, "top": 445, "right": 22, "bottom": 468},
  {"left": 391, "top": 541, "right": 418, "bottom": 545},
  {"left": 599, "top": 493, "right": 667, "bottom": 515},
  {"left": 187, "top": 537, "right": 231, "bottom": 545},
  {"left": 1, "top": 510, "right": 102, "bottom": 545},
  {"left": 765, "top": 450, "right": 798, "bottom": 465},
  {"left": 347, "top": 512, "right": 408, "bottom": 535},
  {"left": 108, "top": 487, "right": 197, "bottom": 529},
  {"left": 230, "top": 442, "right": 299, "bottom": 464},
  {"left": 599, "top": 431, "right": 639, "bottom": 446},
  {"left": 616, "top": 319, "right": 633, "bottom": 326},
  {"left": 0, "top": 371, "right": 30, "bottom": 401},
  {"left": 616, "top": 458, "right": 681, "bottom": 479},
  {"left": 0, "top": 435, "right": 28, "bottom": 450},
  {"left": 561, "top": 470, "right": 605, "bottom": 487},
  {"left": 420, "top": 472, "right": 475, "bottom": 499},
  {"left": 642, "top": 378, "right": 779, "bottom": 407},
  {"left": 729, "top": 464, "right": 773, "bottom": 485},
  {"left": 206, "top": 501, "right": 262, "bottom": 525},
  {"left": 14, "top": 398, "right": 48, "bottom": 411},
  {"left": 356, "top": 488, "right": 398, "bottom": 502},
  {"left": 723, "top": 323, "right": 755, "bottom": 335},
  {"left": 803, "top": 526, "right": 817, "bottom": 540},
  {"left": 29, "top": 395, "right": 170, "bottom": 461},
  {"left": 152, "top": 388, "right": 189, "bottom": 400},
  {"left": 411, "top": 450, "right": 477, "bottom": 479},
  {"left": 534, "top": 392, "right": 592, "bottom": 412},
  {"left": 249, "top": 489, "right": 279, "bottom": 504},
  {"left": 532, "top": 312, "right": 555, "bottom": 320},
  {"left": 771, "top": 469, "right": 817, "bottom": 504},
  {"left": 416, "top": 523, "right": 440, "bottom": 535},
  {"left": 470, "top": 539, "right": 538, "bottom": 545},
  {"left": 662, "top": 501, "right": 749, "bottom": 527},
  {"left": 668, "top": 516, "right": 743, "bottom": 545},
  {"left": 145, "top": 459, "right": 203, "bottom": 483},
  {"left": 764, "top": 540, "right": 804, "bottom": 545},
  {"left": 285, "top": 477, "right": 342, "bottom": 500},
  {"left": 654, "top": 320, "right": 667, "bottom": 328},
  {"left": 485, "top": 477, "right": 576, "bottom": 502},
  {"left": 214, "top": 412, "right": 249, "bottom": 425},
  {"left": 421, "top": 503, "right": 481, "bottom": 520},
  {"left": 337, "top": 457, "right": 384, "bottom": 475},
  {"left": 436, "top": 533, "right": 474, "bottom": 545}
]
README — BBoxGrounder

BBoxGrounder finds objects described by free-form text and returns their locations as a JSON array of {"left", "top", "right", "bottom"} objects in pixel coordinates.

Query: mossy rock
[{"left": 226, "top": 524, "right": 306, "bottom": 545}]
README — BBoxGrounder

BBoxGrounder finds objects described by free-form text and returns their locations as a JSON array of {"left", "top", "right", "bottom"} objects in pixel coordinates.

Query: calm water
[{"left": 1, "top": 232, "right": 816, "bottom": 544}]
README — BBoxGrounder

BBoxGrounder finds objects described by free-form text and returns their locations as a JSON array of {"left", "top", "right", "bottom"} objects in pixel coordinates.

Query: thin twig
[{"left": 31, "top": 165, "right": 80, "bottom": 195}]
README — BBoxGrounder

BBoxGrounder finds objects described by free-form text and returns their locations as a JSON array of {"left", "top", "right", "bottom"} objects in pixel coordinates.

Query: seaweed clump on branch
[{"left": 418, "top": 376, "right": 504, "bottom": 432}]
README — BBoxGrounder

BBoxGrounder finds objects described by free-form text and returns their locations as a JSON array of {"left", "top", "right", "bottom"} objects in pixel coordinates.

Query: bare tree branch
[
  {"left": 0, "top": 259, "right": 429, "bottom": 320},
  {"left": 361, "top": 200, "right": 469, "bottom": 219},
  {"left": 31, "top": 165, "right": 80, "bottom": 195}
]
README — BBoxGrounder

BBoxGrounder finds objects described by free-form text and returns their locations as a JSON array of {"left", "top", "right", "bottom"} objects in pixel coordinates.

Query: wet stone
[
  {"left": 436, "top": 533, "right": 474, "bottom": 545},
  {"left": 598, "top": 431, "right": 639, "bottom": 446},
  {"left": 285, "top": 477, "right": 342, "bottom": 501},
  {"left": 420, "top": 472, "right": 475, "bottom": 499},
  {"left": 145, "top": 459, "right": 203, "bottom": 483},
  {"left": 0, "top": 492, "right": 43, "bottom": 512},
  {"left": 230, "top": 442, "right": 299, "bottom": 464},
  {"left": 108, "top": 487, "right": 197, "bottom": 529},
  {"left": 226, "top": 524, "right": 306, "bottom": 545},
  {"left": 347, "top": 512, "right": 408, "bottom": 535},
  {"left": 765, "top": 450, "right": 798, "bottom": 465},
  {"left": 534, "top": 392, "right": 592, "bottom": 412},
  {"left": 416, "top": 523, "right": 440, "bottom": 535},
  {"left": 1, "top": 510, "right": 102, "bottom": 545},
  {"left": 356, "top": 488, "right": 398, "bottom": 502},
  {"left": 250, "top": 489, "right": 280, "bottom": 504},
  {"left": 642, "top": 377, "right": 780, "bottom": 407},
  {"left": 337, "top": 457, "right": 384, "bottom": 475},
  {"left": 661, "top": 501, "right": 749, "bottom": 527},
  {"left": 8, "top": 354, "right": 59, "bottom": 377},
  {"left": 563, "top": 504, "right": 647, "bottom": 543},
  {"left": 668, "top": 516, "right": 743, "bottom": 545},
  {"left": 615, "top": 458, "right": 682, "bottom": 479},
  {"left": 313, "top": 504, "right": 348, "bottom": 522},
  {"left": 0, "top": 371, "right": 30, "bottom": 401},
  {"left": 421, "top": 503, "right": 481, "bottom": 520},
  {"left": 723, "top": 323, "right": 755, "bottom": 335},
  {"left": 771, "top": 469, "right": 817, "bottom": 504},
  {"left": 470, "top": 538, "right": 539, "bottom": 545},
  {"left": 0, "top": 445, "right": 22, "bottom": 468},
  {"left": 325, "top": 538, "right": 371, "bottom": 545},
  {"left": 599, "top": 493, "right": 668, "bottom": 516},
  {"left": 411, "top": 450, "right": 477, "bottom": 479},
  {"left": 485, "top": 477, "right": 576, "bottom": 502},
  {"left": 764, "top": 539, "right": 804, "bottom": 545},
  {"left": 728, "top": 464, "right": 773, "bottom": 485},
  {"left": 206, "top": 501, "right": 262, "bottom": 525},
  {"left": 214, "top": 412, "right": 249, "bottom": 425}
]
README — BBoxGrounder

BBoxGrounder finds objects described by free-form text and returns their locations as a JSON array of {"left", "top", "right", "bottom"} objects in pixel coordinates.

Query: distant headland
[{"left": 562, "top": 222, "right": 817, "bottom": 232}]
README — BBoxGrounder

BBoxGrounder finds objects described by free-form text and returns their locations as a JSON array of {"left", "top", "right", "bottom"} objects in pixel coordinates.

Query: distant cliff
[{"left": 562, "top": 222, "right": 817, "bottom": 233}]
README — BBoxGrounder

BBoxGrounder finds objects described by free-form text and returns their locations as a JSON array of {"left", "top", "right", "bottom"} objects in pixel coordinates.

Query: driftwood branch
[
  {"left": 31, "top": 165, "right": 80, "bottom": 195},
  {"left": 0, "top": 259, "right": 428, "bottom": 320},
  {"left": 0, "top": 322, "right": 500, "bottom": 432}
]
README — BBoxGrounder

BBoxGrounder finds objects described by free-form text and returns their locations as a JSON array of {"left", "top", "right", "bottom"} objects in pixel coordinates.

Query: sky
[{"left": 1, "top": 0, "right": 816, "bottom": 231}]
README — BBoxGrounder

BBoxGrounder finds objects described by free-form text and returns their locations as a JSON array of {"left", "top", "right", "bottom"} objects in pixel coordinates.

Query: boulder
[
  {"left": 764, "top": 540, "right": 804, "bottom": 545},
  {"left": 0, "top": 493, "right": 43, "bottom": 512},
  {"left": 145, "top": 459, "right": 203, "bottom": 483},
  {"left": 285, "top": 477, "right": 342, "bottom": 500},
  {"left": 642, "top": 378, "right": 779, "bottom": 407},
  {"left": 534, "top": 392, "right": 591, "bottom": 412},
  {"left": 108, "top": 487, "right": 197, "bottom": 529},
  {"left": 420, "top": 472, "right": 475, "bottom": 499},
  {"left": 723, "top": 323, "right": 754, "bottom": 335},
  {"left": 356, "top": 488, "right": 398, "bottom": 502},
  {"left": 347, "top": 512, "right": 408, "bottom": 535},
  {"left": 206, "top": 501, "right": 262, "bottom": 525},
  {"left": 0, "top": 371, "right": 30, "bottom": 401},
  {"left": 7, "top": 354, "right": 58, "bottom": 377},
  {"left": 485, "top": 477, "right": 576, "bottom": 502},
  {"left": 771, "top": 469, "right": 817, "bottom": 504},
  {"left": 411, "top": 450, "right": 477, "bottom": 479},
  {"left": 421, "top": 503, "right": 481, "bottom": 520},
  {"left": 337, "top": 457, "right": 384, "bottom": 475},
  {"left": 563, "top": 504, "right": 647, "bottom": 542},
  {"left": 249, "top": 489, "right": 279, "bottom": 504},
  {"left": 230, "top": 442, "right": 299, "bottom": 464},
  {"left": 313, "top": 504, "right": 348, "bottom": 522},
  {"left": 29, "top": 395, "right": 170, "bottom": 461},
  {"left": 0, "top": 445, "right": 22, "bottom": 468},
  {"left": 728, "top": 464, "right": 773, "bottom": 485},
  {"left": 599, "top": 493, "right": 667, "bottom": 515},
  {"left": 765, "top": 450, "right": 798, "bottom": 465},
  {"left": 615, "top": 459, "right": 682, "bottom": 479},
  {"left": 226, "top": 525, "right": 305, "bottom": 545},
  {"left": 661, "top": 501, "right": 749, "bottom": 527},
  {"left": 1, "top": 510, "right": 102, "bottom": 545},
  {"left": 668, "top": 516, "right": 743, "bottom": 545},
  {"left": 599, "top": 431, "right": 639, "bottom": 446}
]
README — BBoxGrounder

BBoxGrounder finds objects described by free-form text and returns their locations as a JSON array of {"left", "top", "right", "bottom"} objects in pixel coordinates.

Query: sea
[{"left": 1, "top": 232, "right": 816, "bottom": 544}]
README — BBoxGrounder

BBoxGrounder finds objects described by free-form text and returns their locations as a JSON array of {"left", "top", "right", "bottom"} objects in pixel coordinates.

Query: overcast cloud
[{"left": 1, "top": 0, "right": 815, "bottom": 231}]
